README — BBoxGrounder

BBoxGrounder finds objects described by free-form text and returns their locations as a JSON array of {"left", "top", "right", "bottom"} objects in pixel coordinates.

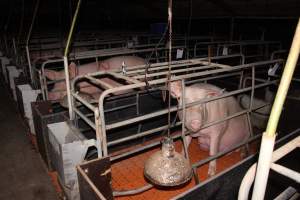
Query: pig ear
[
  {"left": 169, "top": 81, "right": 182, "bottom": 98},
  {"left": 69, "top": 62, "right": 77, "bottom": 78},
  {"left": 206, "top": 89, "right": 225, "bottom": 98},
  {"left": 44, "top": 69, "right": 59, "bottom": 80}
]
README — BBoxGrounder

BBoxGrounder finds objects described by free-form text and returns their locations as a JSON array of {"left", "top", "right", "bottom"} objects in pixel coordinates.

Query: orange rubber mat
[{"left": 111, "top": 134, "right": 258, "bottom": 200}]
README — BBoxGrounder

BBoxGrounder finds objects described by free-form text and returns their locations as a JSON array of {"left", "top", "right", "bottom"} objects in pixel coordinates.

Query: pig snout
[{"left": 190, "top": 119, "right": 201, "bottom": 132}]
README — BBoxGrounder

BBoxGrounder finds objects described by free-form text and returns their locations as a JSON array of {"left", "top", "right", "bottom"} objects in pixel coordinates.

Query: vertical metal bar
[
  {"left": 248, "top": 66, "right": 255, "bottom": 137},
  {"left": 38, "top": 70, "right": 46, "bottom": 100},
  {"left": 64, "top": 56, "right": 75, "bottom": 119},
  {"left": 64, "top": 0, "right": 82, "bottom": 120},
  {"left": 181, "top": 79, "right": 190, "bottom": 159},
  {"left": 94, "top": 109, "right": 103, "bottom": 158},
  {"left": 99, "top": 96, "right": 108, "bottom": 156},
  {"left": 208, "top": 45, "right": 211, "bottom": 64},
  {"left": 12, "top": 38, "right": 17, "bottom": 57},
  {"left": 180, "top": 80, "right": 195, "bottom": 181},
  {"left": 96, "top": 56, "right": 99, "bottom": 68},
  {"left": 136, "top": 93, "right": 142, "bottom": 139},
  {"left": 26, "top": 0, "right": 40, "bottom": 84}
]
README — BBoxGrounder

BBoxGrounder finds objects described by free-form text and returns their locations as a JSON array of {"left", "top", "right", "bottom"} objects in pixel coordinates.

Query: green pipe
[
  {"left": 265, "top": 18, "right": 300, "bottom": 137},
  {"left": 63, "top": 0, "right": 82, "bottom": 119},
  {"left": 64, "top": 0, "right": 82, "bottom": 57}
]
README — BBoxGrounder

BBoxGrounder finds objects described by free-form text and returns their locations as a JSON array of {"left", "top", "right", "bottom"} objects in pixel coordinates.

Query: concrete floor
[{"left": 0, "top": 82, "right": 58, "bottom": 200}]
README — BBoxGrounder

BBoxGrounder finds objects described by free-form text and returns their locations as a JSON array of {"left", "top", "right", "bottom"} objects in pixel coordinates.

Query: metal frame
[
  {"left": 68, "top": 55, "right": 283, "bottom": 195},
  {"left": 35, "top": 44, "right": 193, "bottom": 101},
  {"left": 193, "top": 40, "right": 282, "bottom": 59},
  {"left": 238, "top": 135, "right": 300, "bottom": 200}
]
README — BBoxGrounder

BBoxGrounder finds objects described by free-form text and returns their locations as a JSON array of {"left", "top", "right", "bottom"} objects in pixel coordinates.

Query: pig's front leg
[{"left": 208, "top": 133, "right": 220, "bottom": 177}]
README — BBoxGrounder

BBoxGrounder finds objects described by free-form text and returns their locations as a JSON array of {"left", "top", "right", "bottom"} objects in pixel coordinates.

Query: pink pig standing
[
  {"left": 170, "top": 81, "right": 250, "bottom": 176},
  {"left": 44, "top": 56, "right": 146, "bottom": 101}
]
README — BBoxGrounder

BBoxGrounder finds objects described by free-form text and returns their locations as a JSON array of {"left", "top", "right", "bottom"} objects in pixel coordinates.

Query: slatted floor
[{"left": 111, "top": 132, "right": 258, "bottom": 200}]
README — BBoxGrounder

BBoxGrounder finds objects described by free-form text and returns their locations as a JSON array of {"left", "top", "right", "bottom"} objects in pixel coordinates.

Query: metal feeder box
[
  {"left": 77, "top": 157, "right": 113, "bottom": 200},
  {"left": 31, "top": 101, "right": 68, "bottom": 170},
  {"left": 6, "top": 65, "right": 22, "bottom": 101},
  {"left": 48, "top": 121, "right": 96, "bottom": 200},
  {"left": 16, "top": 84, "right": 40, "bottom": 134},
  {"left": 14, "top": 75, "right": 30, "bottom": 117},
  {"left": 0, "top": 56, "right": 10, "bottom": 82}
]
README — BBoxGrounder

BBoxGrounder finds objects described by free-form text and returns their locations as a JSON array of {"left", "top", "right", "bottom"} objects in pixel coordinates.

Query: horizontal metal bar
[
  {"left": 84, "top": 75, "right": 114, "bottom": 89},
  {"left": 73, "top": 107, "right": 96, "bottom": 129},
  {"left": 132, "top": 64, "right": 220, "bottom": 79},
  {"left": 107, "top": 72, "right": 141, "bottom": 84},
  {"left": 96, "top": 59, "right": 283, "bottom": 98},
  {"left": 271, "top": 163, "right": 300, "bottom": 183},
  {"left": 105, "top": 80, "right": 278, "bottom": 130},
  {"left": 186, "top": 72, "right": 241, "bottom": 84},
  {"left": 113, "top": 184, "right": 153, "bottom": 197},
  {"left": 125, "top": 56, "right": 236, "bottom": 77},
  {"left": 72, "top": 92, "right": 96, "bottom": 111},
  {"left": 107, "top": 101, "right": 268, "bottom": 155},
  {"left": 269, "top": 74, "right": 300, "bottom": 82},
  {"left": 104, "top": 103, "right": 137, "bottom": 113},
  {"left": 192, "top": 133, "right": 262, "bottom": 169},
  {"left": 72, "top": 54, "right": 242, "bottom": 80},
  {"left": 108, "top": 122, "right": 182, "bottom": 147}
]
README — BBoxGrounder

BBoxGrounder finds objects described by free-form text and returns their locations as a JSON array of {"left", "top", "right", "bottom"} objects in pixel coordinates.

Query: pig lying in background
[
  {"left": 44, "top": 56, "right": 146, "bottom": 101},
  {"left": 239, "top": 94, "right": 272, "bottom": 130},
  {"left": 170, "top": 81, "right": 250, "bottom": 176}
]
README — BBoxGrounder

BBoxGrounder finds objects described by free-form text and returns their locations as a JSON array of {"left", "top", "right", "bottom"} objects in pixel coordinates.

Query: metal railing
[{"left": 69, "top": 57, "right": 283, "bottom": 192}]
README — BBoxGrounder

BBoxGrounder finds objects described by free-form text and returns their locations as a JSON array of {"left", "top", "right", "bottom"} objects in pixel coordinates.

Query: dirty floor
[{"left": 0, "top": 82, "right": 58, "bottom": 200}]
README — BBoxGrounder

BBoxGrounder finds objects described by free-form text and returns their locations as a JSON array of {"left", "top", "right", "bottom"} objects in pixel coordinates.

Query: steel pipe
[
  {"left": 270, "top": 163, "right": 300, "bottom": 183},
  {"left": 25, "top": 0, "right": 40, "bottom": 84}
]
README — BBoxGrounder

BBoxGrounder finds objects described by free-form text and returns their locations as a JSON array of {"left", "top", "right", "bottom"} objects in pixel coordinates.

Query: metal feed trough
[
  {"left": 67, "top": 55, "right": 284, "bottom": 198},
  {"left": 31, "top": 101, "right": 69, "bottom": 170}
]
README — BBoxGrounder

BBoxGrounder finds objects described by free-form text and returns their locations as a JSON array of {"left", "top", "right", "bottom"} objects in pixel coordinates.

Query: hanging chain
[{"left": 166, "top": 0, "right": 173, "bottom": 138}]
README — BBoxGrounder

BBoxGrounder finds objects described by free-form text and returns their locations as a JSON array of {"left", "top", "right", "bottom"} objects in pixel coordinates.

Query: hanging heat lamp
[
  {"left": 144, "top": 137, "right": 192, "bottom": 186},
  {"left": 144, "top": 0, "right": 192, "bottom": 187}
]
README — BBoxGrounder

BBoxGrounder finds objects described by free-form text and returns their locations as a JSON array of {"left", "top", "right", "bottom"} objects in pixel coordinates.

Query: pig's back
[
  {"left": 220, "top": 96, "right": 250, "bottom": 151},
  {"left": 77, "top": 62, "right": 99, "bottom": 75},
  {"left": 105, "top": 56, "right": 146, "bottom": 69}
]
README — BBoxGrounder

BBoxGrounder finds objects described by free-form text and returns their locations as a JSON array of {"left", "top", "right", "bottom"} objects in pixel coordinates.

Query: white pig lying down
[
  {"left": 44, "top": 55, "right": 146, "bottom": 102},
  {"left": 170, "top": 81, "right": 250, "bottom": 176},
  {"left": 239, "top": 94, "right": 272, "bottom": 130}
]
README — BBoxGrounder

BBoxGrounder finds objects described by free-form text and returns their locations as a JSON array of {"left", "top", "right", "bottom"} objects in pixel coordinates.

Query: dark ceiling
[
  {"left": 1, "top": 0, "right": 299, "bottom": 24},
  {"left": 0, "top": 0, "right": 299, "bottom": 41}
]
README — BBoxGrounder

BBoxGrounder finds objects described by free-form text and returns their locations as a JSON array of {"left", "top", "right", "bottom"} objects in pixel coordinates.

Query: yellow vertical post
[{"left": 64, "top": 0, "right": 82, "bottom": 119}]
